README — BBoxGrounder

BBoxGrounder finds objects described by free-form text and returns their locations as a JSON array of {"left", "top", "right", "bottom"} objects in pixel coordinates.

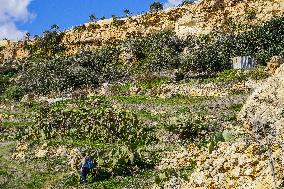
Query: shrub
[
  {"left": 179, "top": 0, "right": 193, "bottom": 6},
  {"left": 122, "top": 31, "right": 184, "bottom": 72},
  {"left": 181, "top": 17, "right": 284, "bottom": 73},
  {"left": 181, "top": 34, "right": 234, "bottom": 73},
  {"left": 89, "top": 14, "right": 97, "bottom": 22},
  {"left": 0, "top": 66, "right": 17, "bottom": 75},
  {"left": 0, "top": 64, "right": 18, "bottom": 95},
  {"left": 166, "top": 114, "right": 209, "bottom": 143},
  {"left": 142, "top": 47, "right": 180, "bottom": 72},
  {"left": 244, "top": 8, "right": 257, "bottom": 20},
  {"left": 4, "top": 86, "right": 25, "bottom": 101},
  {"left": 32, "top": 98, "right": 155, "bottom": 144},
  {"left": 0, "top": 74, "right": 10, "bottom": 94},
  {"left": 19, "top": 46, "right": 125, "bottom": 94}
]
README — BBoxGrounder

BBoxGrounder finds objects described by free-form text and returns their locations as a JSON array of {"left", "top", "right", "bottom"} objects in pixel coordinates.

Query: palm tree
[
  {"left": 149, "top": 2, "right": 163, "bottom": 12},
  {"left": 51, "top": 24, "right": 59, "bottom": 31}
]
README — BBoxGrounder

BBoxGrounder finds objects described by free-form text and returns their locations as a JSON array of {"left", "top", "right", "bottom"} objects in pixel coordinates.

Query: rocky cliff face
[
  {"left": 0, "top": 40, "right": 29, "bottom": 61},
  {"left": 62, "top": 7, "right": 189, "bottom": 55},
  {"left": 0, "top": 6, "right": 190, "bottom": 60},
  {"left": 176, "top": 0, "right": 284, "bottom": 36}
]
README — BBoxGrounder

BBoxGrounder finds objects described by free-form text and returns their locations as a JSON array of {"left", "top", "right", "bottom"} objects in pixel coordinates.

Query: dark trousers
[{"left": 81, "top": 167, "right": 89, "bottom": 184}]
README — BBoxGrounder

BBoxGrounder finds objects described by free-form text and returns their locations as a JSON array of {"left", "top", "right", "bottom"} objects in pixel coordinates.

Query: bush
[
  {"left": 32, "top": 98, "right": 155, "bottom": 144},
  {"left": 166, "top": 114, "right": 209, "bottom": 143},
  {"left": 179, "top": 0, "right": 193, "bottom": 6},
  {"left": 0, "top": 74, "right": 10, "bottom": 94},
  {"left": 122, "top": 31, "right": 184, "bottom": 72},
  {"left": 181, "top": 16, "right": 284, "bottom": 73},
  {"left": 0, "top": 65, "right": 18, "bottom": 95},
  {"left": 4, "top": 86, "right": 25, "bottom": 101},
  {"left": 19, "top": 46, "right": 125, "bottom": 94},
  {"left": 181, "top": 34, "right": 233, "bottom": 73}
]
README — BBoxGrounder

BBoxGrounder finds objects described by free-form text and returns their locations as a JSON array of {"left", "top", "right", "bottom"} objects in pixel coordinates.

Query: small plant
[
  {"left": 4, "top": 86, "right": 25, "bottom": 101},
  {"left": 111, "top": 15, "right": 125, "bottom": 27},
  {"left": 25, "top": 32, "right": 31, "bottom": 40},
  {"left": 74, "top": 24, "right": 87, "bottom": 32},
  {"left": 88, "top": 23, "right": 101, "bottom": 31},
  {"left": 166, "top": 114, "right": 209, "bottom": 142},
  {"left": 51, "top": 24, "right": 59, "bottom": 31}
]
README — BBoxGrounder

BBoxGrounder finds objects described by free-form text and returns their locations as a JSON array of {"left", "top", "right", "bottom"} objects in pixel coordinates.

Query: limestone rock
[{"left": 176, "top": 0, "right": 284, "bottom": 37}]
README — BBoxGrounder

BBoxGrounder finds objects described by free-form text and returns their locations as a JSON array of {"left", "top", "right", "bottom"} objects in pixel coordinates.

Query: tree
[
  {"left": 100, "top": 16, "right": 106, "bottom": 20},
  {"left": 51, "top": 24, "right": 59, "bottom": 31},
  {"left": 25, "top": 32, "right": 31, "bottom": 40},
  {"left": 123, "top": 9, "right": 130, "bottom": 17},
  {"left": 25, "top": 26, "right": 65, "bottom": 59},
  {"left": 89, "top": 14, "right": 97, "bottom": 22},
  {"left": 149, "top": 2, "right": 163, "bottom": 12}
]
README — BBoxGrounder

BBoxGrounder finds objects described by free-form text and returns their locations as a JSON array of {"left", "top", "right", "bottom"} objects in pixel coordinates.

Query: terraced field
[{"left": 0, "top": 68, "right": 267, "bottom": 188}]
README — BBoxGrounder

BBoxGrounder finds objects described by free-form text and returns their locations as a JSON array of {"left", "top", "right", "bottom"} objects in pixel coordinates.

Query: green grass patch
[{"left": 109, "top": 95, "right": 213, "bottom": 106}]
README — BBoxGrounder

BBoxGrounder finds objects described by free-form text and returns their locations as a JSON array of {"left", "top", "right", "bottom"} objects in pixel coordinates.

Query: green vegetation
[
  {"left": 18, "top": 46, "right": 124, "bottom": 95},
  {"left": 26, "top": 97, "right": 158, "bottom": 178},
  {"left": 123, "top": 9, "right": 130, "bottom": 17},
  {"left": 6, "top": 17, "right": 281, "bottom": 96},
  {"left": 24, "top": 25, "right": 65, "bottom": 59}
]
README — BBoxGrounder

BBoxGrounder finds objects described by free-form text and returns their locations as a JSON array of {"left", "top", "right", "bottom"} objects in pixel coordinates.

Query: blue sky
[{"left": 0, "top": 0, "right": 184, "bottom": 40}]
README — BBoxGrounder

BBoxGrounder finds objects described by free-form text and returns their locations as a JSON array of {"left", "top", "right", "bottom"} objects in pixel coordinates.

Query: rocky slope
[{"left": 160, "top": 63, "right": 284, "bottom": 189}]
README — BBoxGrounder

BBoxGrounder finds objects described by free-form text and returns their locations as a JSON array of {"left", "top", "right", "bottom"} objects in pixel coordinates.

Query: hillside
[
  {"left": 0, "top": 0, "right": 283, "bottom": 61},
  {"left": 0, "top": 0, "right": 284, "bottom": 188}
]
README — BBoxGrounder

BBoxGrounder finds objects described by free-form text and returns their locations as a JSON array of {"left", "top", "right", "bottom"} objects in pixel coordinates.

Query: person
[{"left": 80, "top": 153, "right": 93, "bottom": 185}]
